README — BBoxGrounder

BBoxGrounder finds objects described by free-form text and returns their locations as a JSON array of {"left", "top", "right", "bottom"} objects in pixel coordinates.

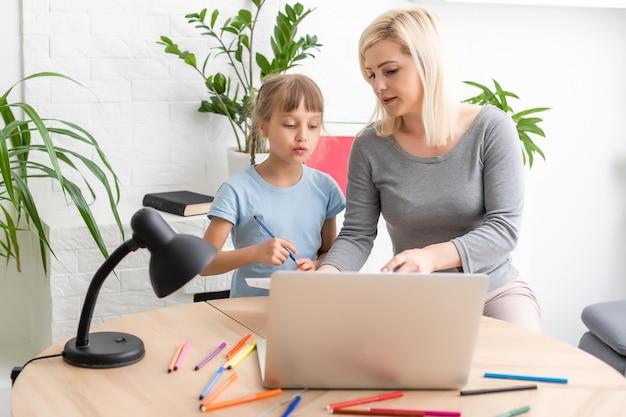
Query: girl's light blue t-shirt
[{"left": 208, "top": 164, "right": 346, "bottom": 297}]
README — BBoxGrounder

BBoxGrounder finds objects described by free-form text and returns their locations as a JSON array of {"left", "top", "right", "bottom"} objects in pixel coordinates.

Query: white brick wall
[{"left": 21, "top": 0, "right": 256, "bottom": 201}]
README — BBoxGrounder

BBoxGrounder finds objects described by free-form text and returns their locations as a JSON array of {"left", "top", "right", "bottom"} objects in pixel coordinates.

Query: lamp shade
[{"left": 131, "top": 208, "right": 217, "bottom": 297}]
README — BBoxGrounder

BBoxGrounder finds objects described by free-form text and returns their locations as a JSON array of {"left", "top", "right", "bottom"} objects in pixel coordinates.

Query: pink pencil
[
  {"left": 371, "top": 408, "right": 460, "bottom": 417},
  {"left": 173, "top": 340, "right": 190, "bottom": 371}
]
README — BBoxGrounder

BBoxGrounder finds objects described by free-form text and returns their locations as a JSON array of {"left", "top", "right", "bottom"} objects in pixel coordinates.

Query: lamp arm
[{"left": 75, "top": 239, "right": 141, "bottom": 347}]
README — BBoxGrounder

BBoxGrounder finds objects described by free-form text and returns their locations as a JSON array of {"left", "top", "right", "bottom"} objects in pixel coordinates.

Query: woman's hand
[
  {"left": 382, "top": 248, "right": 437, "bottom": 273},
  {"left": 381, "top": 242, "right": 461, "bottom": 273}
]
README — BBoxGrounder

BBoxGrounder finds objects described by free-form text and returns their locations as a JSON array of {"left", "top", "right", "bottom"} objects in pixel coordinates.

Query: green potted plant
[
  {"left": 1, "top": 72, "right": 123, "bottom": 273},
  {"left": 157, "top": 0, "right": 321, "bottom": 170},
  {"left": 463, "top": 79, "right": 549, "bottom": 168}
]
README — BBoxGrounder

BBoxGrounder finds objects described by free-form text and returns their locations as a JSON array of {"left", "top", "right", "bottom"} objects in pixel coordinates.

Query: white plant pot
[{"left": 226, "top": 147, "right": 269, "bottom": 177}]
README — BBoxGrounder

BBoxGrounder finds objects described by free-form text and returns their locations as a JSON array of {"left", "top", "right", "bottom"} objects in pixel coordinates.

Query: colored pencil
[
  {"left": 280, "top": 394, "right": 302, "bottom": 417},
  {"left": 200, "top": 372, "right": 238, "bottom": 408},
  {"left": 173, "top": 340, "right": 189, "bottom": 371},
  {"left": 226, "top": 333, "right": 252, "bottom": 359},
  {"left": 254, "top": 215, "right": 297, "bottom": 262},
  {"left": 495, "top": 405, "right": 531, "bottom": 417},
  {"left": 331, "top": 410, "right": 424, "bottom": 416},
  {"left": 200, "top": 388, "right": 282, "bottom": 412},
  {"left": 225, "top": 341, "right": 257, "bottom": 369},
  {"left": 460, "top": 384, "right": 538, "bottom": 396},
  {"left": 199, "top": 366, "right": 225, "bottom": 400},
  {"left": 484, "top": 372, "right": 568, "bottom": 384},
  {"left": 195, "top": 342, "right": 227, "bottom": 370},
  {"left": 167, "top": 342, "right": 184, "bottom": 373},
  {"left": 371, "top": 408, "right": 460, "bottom": 416},
  {"left": 326, "top": 391, "right": 404, "bottom": 411},
  {"left": 256, "top": 388, "right": 308, "bottom": 417}
]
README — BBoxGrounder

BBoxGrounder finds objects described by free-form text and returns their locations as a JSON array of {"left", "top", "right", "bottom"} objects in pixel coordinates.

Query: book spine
[{"left": 142, "top": 196, "right": 186, "bottom": 216}]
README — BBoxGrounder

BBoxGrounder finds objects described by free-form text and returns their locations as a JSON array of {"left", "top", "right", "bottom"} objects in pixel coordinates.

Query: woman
[{"left": 319, "top": 7, "right": 542, "bottom": 331}]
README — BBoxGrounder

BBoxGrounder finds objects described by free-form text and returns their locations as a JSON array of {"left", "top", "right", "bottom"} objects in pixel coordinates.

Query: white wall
[{"left": 2, "top": 0, "right": 626, "bottom": 346}]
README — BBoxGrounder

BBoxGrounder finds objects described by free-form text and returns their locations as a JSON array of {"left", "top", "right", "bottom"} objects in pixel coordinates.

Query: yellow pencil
[
  {"left": 225, "top": 333, "right": 252, "bottom": 359},
  {"left": 225, "top": 341, "right": 257, "bottom": 370},
  {"left": 200, "top": 388, "right": 282, "bottom": 412},
  {"left": 200, "top": 372, "right": 238, "bottom": 408}
]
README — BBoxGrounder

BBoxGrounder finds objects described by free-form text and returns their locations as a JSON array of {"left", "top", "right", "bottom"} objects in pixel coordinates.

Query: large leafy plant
[
  {"left": 1, "top": 72, "right": 123, "bottom": 272},
  {"left": 464, "top": 79, "right": 549, "bottom": 168},
  {"left": 157, "top": 0, "right": 321, "bottom": 159}
]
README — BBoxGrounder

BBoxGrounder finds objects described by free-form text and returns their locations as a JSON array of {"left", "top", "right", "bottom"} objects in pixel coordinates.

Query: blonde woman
[{"left": 319, "top": 7, "right": 542, "bottom": 331}]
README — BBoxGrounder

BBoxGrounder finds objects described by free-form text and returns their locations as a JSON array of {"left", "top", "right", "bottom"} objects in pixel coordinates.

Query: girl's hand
[
  {"left": 295, "top": 258, "right": 315, "bottom": 271},
  {"left": 257, "top": 238, "right": 298, "bottom": 265}
]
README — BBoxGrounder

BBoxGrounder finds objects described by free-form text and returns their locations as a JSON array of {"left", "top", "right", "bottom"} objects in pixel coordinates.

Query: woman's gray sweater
[{"left": 323, "top": 105, "right": 524, "bottom": 291}]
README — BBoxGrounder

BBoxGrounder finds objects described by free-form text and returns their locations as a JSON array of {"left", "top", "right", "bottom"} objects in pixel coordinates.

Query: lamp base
[{"left": 63, "top": 331, "right": 145, "bottom": 368}]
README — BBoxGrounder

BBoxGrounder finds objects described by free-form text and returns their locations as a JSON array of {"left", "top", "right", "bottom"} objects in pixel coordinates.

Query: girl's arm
[
  {"left": 200, "top": 216, "right": 298, "bottom": 275},
  {"left": 296, "top": 216, "right": 339, "bottom": 271},
  {"left": 312, "top": 216, "right": 338, "bottom": 268}
]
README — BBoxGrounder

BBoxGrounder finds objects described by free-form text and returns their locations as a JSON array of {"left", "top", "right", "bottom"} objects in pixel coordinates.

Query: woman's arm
[{"left": 321, "top": 133, "right": 381, "bottom": 271}]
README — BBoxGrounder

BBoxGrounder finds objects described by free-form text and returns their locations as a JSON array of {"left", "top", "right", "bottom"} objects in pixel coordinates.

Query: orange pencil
[
  {"left": 200, "top": 372, "right": 238, "bottom": 409},
  {"left": 167, "top": 342, "right": 184, "bottom": 373},
  {"left": 200, "top": 388, "right": 282, "bottom": 412},
  {"left": 173, "top": 340, "right": 190, "bottom": 371},
  {"left": 226, "top": 333, "right": 252, "bottom": 359},
  {"left": 225, "top": 341, "right": 257, "bottom": 370}
]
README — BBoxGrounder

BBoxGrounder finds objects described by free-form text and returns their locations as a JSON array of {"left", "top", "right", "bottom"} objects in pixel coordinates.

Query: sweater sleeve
[{"left": 451, "top": 111, "right": 524, "bottom": 274}]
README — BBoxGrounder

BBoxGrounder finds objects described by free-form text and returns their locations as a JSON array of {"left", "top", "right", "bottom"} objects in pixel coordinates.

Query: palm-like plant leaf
[
  {"left": 463, "top": 79, "right": 550, "bottom": 168},
  {"left": 1, "top": 72, "right": 123, "bottom": 273}
]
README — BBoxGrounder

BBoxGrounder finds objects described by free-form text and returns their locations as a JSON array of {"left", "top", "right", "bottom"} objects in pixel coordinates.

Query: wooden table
[{"left": 11, "top": 297, "right": 626, "bottom": 416}]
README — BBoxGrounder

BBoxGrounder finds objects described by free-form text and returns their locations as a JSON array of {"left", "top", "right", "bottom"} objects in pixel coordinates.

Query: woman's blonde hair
[
  {"left": 358, "top": 7, "right": 459, "bottom": 146},
  {"left": 250, "top": 73, "right": 324, "bottom": 163}
]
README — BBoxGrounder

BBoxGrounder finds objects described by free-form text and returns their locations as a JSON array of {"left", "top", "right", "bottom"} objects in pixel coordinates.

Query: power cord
[{"left": 10, "top": 352, "right": 63, "bottom": 386}]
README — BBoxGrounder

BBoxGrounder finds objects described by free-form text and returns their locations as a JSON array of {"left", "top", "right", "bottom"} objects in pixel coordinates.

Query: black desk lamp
[{"left": 63, "top": 207, "right": 217, "bottom": 368}]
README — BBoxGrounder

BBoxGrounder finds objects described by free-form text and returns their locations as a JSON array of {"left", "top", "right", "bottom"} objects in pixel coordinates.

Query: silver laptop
[{"left": 257, "top": 271, "right": 488, "bottom": 390}]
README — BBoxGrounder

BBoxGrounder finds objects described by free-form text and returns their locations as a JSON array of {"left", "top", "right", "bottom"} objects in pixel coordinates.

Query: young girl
[{"left": 200, "top": 74, "right": 346, "bottom": 298}]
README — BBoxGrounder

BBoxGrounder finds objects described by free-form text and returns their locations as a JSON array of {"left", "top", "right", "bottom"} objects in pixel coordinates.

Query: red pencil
[{"left": 326, "top": 391, "right": 404, "bottom": 411}]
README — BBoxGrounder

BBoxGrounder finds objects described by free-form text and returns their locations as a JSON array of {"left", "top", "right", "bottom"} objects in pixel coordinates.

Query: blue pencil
[
  {"left": 484, "top": 372, "right": 568, "bottom": 384},
  {"left": 253, "top": 215, "right": 297, "bottom": 262},
  {"left": 281, "top": 395, "right": 302, "bottom": 417},
  {"left": 199, "top": 366, "right": 225, "bottom": 400}
]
